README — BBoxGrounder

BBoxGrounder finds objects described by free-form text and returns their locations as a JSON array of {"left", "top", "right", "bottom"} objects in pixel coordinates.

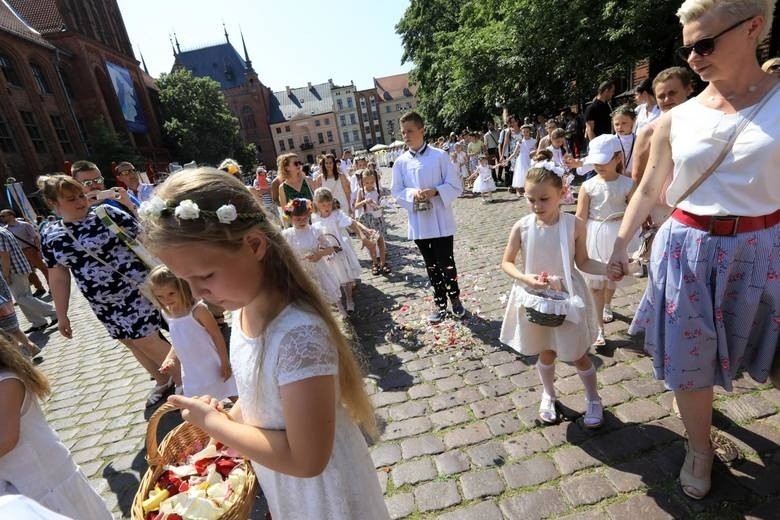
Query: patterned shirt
[{"left": 0, "top": 227, "right": 31, "bottom": 274}]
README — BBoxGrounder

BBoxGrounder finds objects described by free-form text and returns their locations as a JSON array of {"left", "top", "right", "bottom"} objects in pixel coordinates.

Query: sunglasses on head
[
  {"left": 80, "top": 177, "right": 104, "bottom": 187},
  {"left": 676, "top": 17, "right": 752, "bottom": 61}
]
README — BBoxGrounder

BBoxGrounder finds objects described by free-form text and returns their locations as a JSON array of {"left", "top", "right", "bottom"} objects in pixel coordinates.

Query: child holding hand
[{"left": 499, "top": 160, "right": 605, "bottom": 427}]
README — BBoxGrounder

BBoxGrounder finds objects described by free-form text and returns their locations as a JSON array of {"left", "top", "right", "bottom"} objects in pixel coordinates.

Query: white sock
[
  {"left": 577, "top": 365, "right": 600, "bottom": 402},
  {"left": 536, "top": 360, "right": 556, "bottom": 399}
]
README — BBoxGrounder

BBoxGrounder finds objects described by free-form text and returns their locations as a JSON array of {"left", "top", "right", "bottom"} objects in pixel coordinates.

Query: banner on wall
[
  {"left": 5, "top": 182, "right": 37, "bottom": 222},
  {"left": 106, "top": 61, "right": 147, "bottom": 133}
]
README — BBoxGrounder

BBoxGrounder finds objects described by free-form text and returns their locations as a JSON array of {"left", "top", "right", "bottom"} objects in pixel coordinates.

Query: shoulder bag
[{"left": 94, "top": 205, "right": 161, "bottom": 269}]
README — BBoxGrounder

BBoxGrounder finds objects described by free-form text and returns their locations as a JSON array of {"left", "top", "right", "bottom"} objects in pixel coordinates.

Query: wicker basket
[
  {"left": 524, "top": 289, "right": 567, "bottom": 327},
  {"left": 131, "top": 402, "right": 258, "bottom": 520}
]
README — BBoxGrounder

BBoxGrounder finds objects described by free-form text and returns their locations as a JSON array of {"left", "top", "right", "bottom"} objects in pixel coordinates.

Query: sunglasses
[
  {"left": 676, "top": 17, "right": 752, "bottom": 61},
  {"left": 80, "top": 177, "right": 104, "bottom": 187},
  {"left": 118, "top": 169, "right": 136, "bottom": 175},
  {"left": 290, "top": 161, "right": 302, "bottom": 166},
  {"left": 769, "top": 64, "right": 780, "bottom": 72}
]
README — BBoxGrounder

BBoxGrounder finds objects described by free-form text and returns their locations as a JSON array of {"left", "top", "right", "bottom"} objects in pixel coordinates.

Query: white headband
[{"left": 532, "top": 160, "right": 566, "bottom": 177}]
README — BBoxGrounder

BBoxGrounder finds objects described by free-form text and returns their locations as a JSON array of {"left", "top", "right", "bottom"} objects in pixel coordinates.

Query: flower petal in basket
[{"left": 514, "top": 288, "right": 584, "bottom": 324}]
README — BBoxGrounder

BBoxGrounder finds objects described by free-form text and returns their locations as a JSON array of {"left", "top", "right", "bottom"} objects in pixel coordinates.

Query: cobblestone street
[{"left": 32, "top": 171, "right": 780, "bottom": 519}]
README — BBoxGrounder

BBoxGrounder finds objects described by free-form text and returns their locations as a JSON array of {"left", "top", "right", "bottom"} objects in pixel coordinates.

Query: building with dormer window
[
  {"left": 375, "top": 73, "right": 418, "bottom": 144},
  {"left": 267, "top": 82, "right": 341, "bottom": 164}
]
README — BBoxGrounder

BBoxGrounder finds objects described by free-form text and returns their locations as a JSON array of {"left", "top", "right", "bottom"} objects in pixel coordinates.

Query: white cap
[{"left": 582, "top": 134, "right": 622, "bottom": 166}]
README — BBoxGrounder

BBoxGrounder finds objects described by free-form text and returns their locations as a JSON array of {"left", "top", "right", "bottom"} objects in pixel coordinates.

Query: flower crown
[
  {"left": 283, "top": 198, "right": 312, "bottom": 217},
  {"left": 531, "top": 160, "right": 566, "bottom": 177},
  {"left": 138, "top": 196, "right": 264, "bottom": 224}
]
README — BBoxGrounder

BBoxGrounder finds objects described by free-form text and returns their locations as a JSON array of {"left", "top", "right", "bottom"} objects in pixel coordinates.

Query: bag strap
[
  {"left": 59, "top": 221, "right": 139, "bottom": 287},
  {"left": 94, "top": 206, "right": 160, "bottom": 268},
  {"left": 672, "top": 83, "right": 780, "bottom": 207}
]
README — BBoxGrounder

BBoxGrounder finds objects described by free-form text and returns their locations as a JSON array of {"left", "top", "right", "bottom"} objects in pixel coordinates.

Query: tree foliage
[
  {"left": 156, "top": 68, "right": 252, "bottom": 168},
  {"left": 397, "top": 0, "right": 682, "bottom": 134}
]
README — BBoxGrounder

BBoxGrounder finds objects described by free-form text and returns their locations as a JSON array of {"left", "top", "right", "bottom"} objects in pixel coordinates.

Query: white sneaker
[
  {"left": 583, "top": 399, "right": 604, "bottom": 429},
  {"left": 539, "top": 393, "right": 558, "bottom": 424}
]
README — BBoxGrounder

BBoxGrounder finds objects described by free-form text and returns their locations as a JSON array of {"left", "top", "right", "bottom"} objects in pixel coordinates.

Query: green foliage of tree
[
  {"left": 397, "top": 0, "right": 682, "bottom": 134},
  {"left": 86, "top": 116, "right": 142, "bottom": 186},
  {"left": 156, "top": 68, "right": 252, "bottom": 168}
]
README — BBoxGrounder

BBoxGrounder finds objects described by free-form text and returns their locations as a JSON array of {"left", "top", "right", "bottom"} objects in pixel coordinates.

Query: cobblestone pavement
[{"left": 30, "top": 169, "right": 780, "bottom": 519}]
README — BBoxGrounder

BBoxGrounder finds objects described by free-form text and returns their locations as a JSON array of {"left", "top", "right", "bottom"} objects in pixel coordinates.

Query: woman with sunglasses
[
  {"left": 608, "top": 0, "right": 779, "bottom": 500},
  {"left": 277, "top": 153, "right": 316, "bottom": 226}
]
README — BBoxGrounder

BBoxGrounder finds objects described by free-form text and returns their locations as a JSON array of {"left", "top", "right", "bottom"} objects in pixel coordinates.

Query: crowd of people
[{"left": 0, "top": 0, "right": 779, "bottom": 518}]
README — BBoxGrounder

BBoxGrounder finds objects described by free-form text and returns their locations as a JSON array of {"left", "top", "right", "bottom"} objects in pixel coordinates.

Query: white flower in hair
[
  {"left": 215, "top": 204, "right": 238, "bottom": 224},
  {"left": 532, "top": 160, "right": 566, "bottom": 177},
  {"left": 138, "top": 196, "right": 166, "bottom": 219},
  {"left": 175, "top": 199, "right": 200, "bottom": 220}
]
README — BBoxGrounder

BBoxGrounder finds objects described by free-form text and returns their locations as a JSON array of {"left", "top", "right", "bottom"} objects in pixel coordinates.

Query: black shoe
[
  {"left": 32, "top": 289, "right": 46, "bottom": 298},
  {"left": 451, "top": 299, "right": 466, "bottom": 318},
  {"left": 24, "top": 324, "right": 47, "bottom": 334},
  {"left": 427, "top": 309, "right": 447, "bottom": 324},
  {"left": 47, "top": 318, "right": 58, "bottom": 329}
]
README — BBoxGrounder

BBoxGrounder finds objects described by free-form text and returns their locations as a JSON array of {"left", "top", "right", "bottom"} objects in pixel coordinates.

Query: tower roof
[{"left": 173, "top": 42, "right": 248, "bottom": 90}]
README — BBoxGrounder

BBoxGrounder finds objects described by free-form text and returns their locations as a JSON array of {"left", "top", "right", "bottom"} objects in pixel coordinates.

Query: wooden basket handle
[{"left": 145, "top": 401, "right": 180, "bottom": 468}]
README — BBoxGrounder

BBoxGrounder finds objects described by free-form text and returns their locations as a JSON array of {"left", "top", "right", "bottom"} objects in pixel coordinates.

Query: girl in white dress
[
  {"left": 612, "top": 105, "right": 637, "bottom": 179},
  {"left": 316, "top": 154, "right": 352, "bottom": 214},
  {"left": 0, "top": 339, "right": 112, "bottom": 519},
  {"left": 546, "top": 130, "right": 576, "bottom": 205},
  {"left": 146, "top": 265, "right": 238, "bottom": 400},
  {"left": 575, "top": 134, "right": 638, "bottom": 346},
  {"left": 467, "top": 154, "right": 498, "bottom": 202},
  {"left": 507, "top": 124, "right": 538, "bottom": 194},
  {"left": 281, "top": 199, "right": 343, "bottom": 310},
  {"left": 140, "top": 168, "right": 389, "bottom": 520},
  {"left": 450, "top": 142, "right": 470, "bottom": 191},
  {"left": 354, "top": 170, "right": 390, "bottom": 275},
  {"left": 312, "top": 187, "right": 374, "bottom": 315},
  {"left": 499, "top": 161, "right": 604, "bottom": 427}
]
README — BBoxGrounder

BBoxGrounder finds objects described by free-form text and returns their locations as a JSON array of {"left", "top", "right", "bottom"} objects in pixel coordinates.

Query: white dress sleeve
[
  {"left": 276, "top": 322, "right": 338, "bottom": 386},
  {"left": 336, "top": 210, "right": 353, "bottom": 229}
]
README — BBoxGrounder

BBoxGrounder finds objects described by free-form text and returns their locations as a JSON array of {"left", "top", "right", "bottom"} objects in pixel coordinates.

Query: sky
[{"left": 116, "top": 0, "right": 413, "bottom": 92}]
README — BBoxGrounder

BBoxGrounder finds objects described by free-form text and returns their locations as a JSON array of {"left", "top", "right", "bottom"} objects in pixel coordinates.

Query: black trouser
[
  {"left": 414, "top": 236, "right": 460, "bottom": 310},
  {"left": 504, "top": 163, "right": 514, "bottom": 188},
  {"left": 487, "top": 148, "right": 499, "bottom": 183}
]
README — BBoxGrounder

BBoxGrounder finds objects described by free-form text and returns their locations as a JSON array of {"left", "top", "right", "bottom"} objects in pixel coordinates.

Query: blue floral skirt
[{"left": 629, "top": 217, "right": 780, "bottom": 391}]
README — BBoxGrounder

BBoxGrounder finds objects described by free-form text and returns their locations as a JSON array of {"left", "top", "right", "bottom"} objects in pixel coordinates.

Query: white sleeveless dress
[
  {"left": 281, "top": 226, "right": 342, "bottom": 305},
  {"left": 0, "top": 372, "right": 112, "bottom": 519},
  {"left": 164, "top": 302, "right": 238, "bottom": 399},
  {"left": 230, "top": 305, "right": 390, "bottom": 519},
  {"left": 321, "top": 176, "right": 350, "bottom": 214},
  {"left": 500, "top": 213, "right": 599, "bottom": 362}
]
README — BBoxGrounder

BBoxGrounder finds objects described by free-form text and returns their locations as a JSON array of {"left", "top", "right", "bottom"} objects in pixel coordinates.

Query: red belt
[{"left": 671, "top": 208, "right": 780, "bottom": 236}]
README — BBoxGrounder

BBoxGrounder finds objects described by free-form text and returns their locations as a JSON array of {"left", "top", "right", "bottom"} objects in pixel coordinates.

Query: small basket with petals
[
  {"left": 131, "top": 402, "right": 258, "bottom": 520},
  {"left": 517, "top": 288, "right": 570, "bottom": 327}
]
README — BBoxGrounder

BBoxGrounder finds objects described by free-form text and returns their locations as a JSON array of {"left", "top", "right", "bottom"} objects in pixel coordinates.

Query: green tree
[
  {"left": 397, "top": 0, "right": 682, "bottom": 135},
  {"left": 156, "top": 68, "right": 247, "bottom": 166},
  {"left": 86, "top": 116, "right": 142, "bottom": 186}
]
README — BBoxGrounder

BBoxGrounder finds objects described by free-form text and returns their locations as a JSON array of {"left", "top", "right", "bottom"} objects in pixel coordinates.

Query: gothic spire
[
  {"left": 140, "top": 51, "right": 149, "bottom": 74},
  {"left": 174, "top": 32, "right": 181, "bottom": 54},
  {"left": 169, "top": 34, "right": 177, "bottom": 56},
  {"left": 240, "top": 27, "right": 253, "bottom": 70},
  {"left": 223, "top": 21, "right": 230, "bottom": 43}
]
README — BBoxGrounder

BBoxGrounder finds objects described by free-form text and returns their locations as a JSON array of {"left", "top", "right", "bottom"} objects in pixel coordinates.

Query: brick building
[
  {"left": 0, "top": 0, "right": 169, "bottom": 189},
  {"left": 268, "top": 82, "right": 341, "bottom": 164},
  {"left": 172, "top": 31, "right": 276, "bottom": 168}
]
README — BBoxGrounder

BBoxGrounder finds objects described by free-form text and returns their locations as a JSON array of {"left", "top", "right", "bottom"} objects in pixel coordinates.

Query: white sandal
[
  {"left": 593, "top": 328, "right": 606, "bottom": 347},
  {"left": 539, "top": 393, "right": 558, "bottom": 424},
  {"left": 602, "top": 305, "right": 614, "bottom": 323},
  {"left": 583, "top": 399, "right": 604, "bottom": 429}
]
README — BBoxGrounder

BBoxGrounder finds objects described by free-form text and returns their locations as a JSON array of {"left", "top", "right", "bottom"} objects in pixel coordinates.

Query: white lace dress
[{"left": 230, "top": 305, "right": 389, "bottom": 520}]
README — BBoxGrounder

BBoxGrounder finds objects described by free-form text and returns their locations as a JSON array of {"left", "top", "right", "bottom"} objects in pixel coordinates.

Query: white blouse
[
  {"left": 668, "top": 90, "right": 780, "bottom": 216},
  {"left": 391, "top": 145, "right": 462, "bottom": 239}
]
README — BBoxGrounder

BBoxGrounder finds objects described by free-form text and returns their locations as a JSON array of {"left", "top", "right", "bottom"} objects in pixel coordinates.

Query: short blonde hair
[{"left": 677, "top": 0, "right": 776, "bottom": 42}]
